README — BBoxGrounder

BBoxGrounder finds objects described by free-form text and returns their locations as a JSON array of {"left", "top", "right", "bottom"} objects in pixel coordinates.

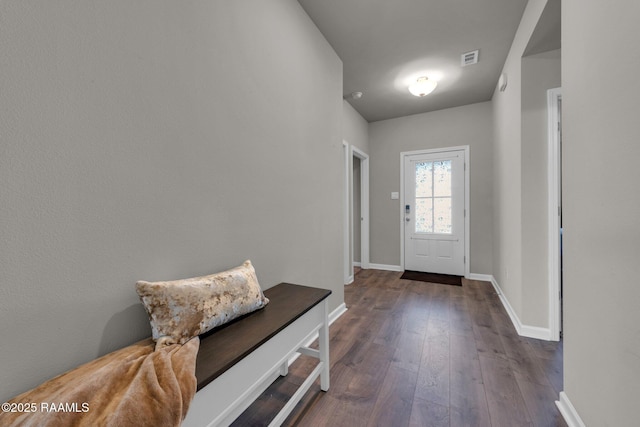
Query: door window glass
[{"left": 415, "top": 160, "right": 452, "bottom": 234}]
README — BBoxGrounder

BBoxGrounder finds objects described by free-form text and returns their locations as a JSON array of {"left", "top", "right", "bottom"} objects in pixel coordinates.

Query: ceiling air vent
[{"left": 461, "top": 50, "right": 479, "bottom": 66}]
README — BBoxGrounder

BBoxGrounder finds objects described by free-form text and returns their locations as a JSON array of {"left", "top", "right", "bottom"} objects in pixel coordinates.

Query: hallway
[{"left": 235, "top": 269, "right": 565, "bottom": 426}]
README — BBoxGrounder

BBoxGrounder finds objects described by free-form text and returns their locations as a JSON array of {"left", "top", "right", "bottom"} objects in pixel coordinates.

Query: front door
[{"left": 403, "top": 150, "right": 465, "bottom": 275}]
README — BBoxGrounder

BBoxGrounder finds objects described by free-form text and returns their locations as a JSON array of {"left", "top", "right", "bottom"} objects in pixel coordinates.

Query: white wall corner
[
  {"left": 556, "top": 392, "right": 586, "bottom": 427},
  {"left": 489, "top": 276, "right": 552, "bottom": 341},
  {"left": 368, "top": 263, "right": 404, "bottom": 272},
  {"left": 345, "top": 275, "right": 354, "bottom": 285}
]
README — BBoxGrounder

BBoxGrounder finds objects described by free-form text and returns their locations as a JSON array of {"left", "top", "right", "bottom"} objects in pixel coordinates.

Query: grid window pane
[
  {"left": 413, "top": 159, "right": 454, "bottom": 235},
  {"left": 415, "top": 198, "right": 433, "bottom": 233},
  {"left": 434, "top": 197, "right": 452, "bottom": 234},
  {"left": 415, "top": 162, "right": 433, "bottom": 197},
  {"left": 433, "top": 160, "right": 452, "bottom": 197}
]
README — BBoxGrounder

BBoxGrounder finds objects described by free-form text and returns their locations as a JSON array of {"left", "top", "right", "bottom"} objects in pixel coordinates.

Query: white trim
[
  {"left": 369, "top": 263, "right": 404, "bottom": 272},
  {"left": 400, "top": 146, "right": 470, "bottom": 278},
  {"left": 469, "top": 273, "right": 493, "bottom": 282},
  {"left": 547, "top": 87, "right": 563, "bottom": 341},
  {"left": 489, "top": 276, "right": 552, "bottom": 340},
  {"left": 342, "top": 141, "right": 351, "bottom": 285},
  {"left": 351, "top": 146, "right": 370, "bottom": 269},
  {"left": 556, "top": 392, "right": 586, "bottom": 427},
  {"left": 464, "top": 147, "right": 470, "bottom": 279},
  {"left": 345, "top": 275, "right": 354, "bottom": 285},
  {"left": 329, "top": 303, "right": 347, "bottom": 325},
  {"left": 353, "top": 262, "right": 362, "bottom": 267}
]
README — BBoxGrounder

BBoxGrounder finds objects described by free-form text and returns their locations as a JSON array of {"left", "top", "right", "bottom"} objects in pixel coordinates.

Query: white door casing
[
  {"left": 351, "top": 146, "right": 369, "bottom": 270},
  {"left": 342, "top": 142, "right": 351, "bottom": 284},
  {"left": 547, "top": 87, "right": 562, "bottom": 341},
  {"left": 343, "top": 142, "right": 370, "bottom": 285},
  {"left": 402, "top": 148, "right": 466, "bottom": 276}
]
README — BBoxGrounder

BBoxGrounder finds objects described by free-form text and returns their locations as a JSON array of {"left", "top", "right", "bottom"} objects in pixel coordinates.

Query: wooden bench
[{"left": 182, "top": 283, "right": 332, "bottom": 427}]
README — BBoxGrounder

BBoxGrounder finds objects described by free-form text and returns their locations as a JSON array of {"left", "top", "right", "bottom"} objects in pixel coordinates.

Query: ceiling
[
  {"left": 298, "top": 0, "right": 529, "bottom": 122},
  {"left": 524, "top": 0, "right": 561, "bottom": 56}
]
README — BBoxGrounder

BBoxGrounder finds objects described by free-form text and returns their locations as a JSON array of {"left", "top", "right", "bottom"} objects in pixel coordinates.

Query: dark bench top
[{"left": 195, "top": 283, "right": 332, "bottom": 390}]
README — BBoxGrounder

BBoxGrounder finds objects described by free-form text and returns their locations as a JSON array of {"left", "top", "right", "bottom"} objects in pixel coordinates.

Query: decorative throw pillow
[{"left": 136, "top": 260, "right": 269, "bottom": 348}]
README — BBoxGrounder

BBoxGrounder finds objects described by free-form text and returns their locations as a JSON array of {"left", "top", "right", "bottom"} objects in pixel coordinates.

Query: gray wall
[
  {"left": 521, "top": 49, "right": 561, "bottom": 326},
  {"left": 562, "top": 0, "right": 640, "bottom": 424},
  {"left": 0, "top": 0, "right": 343, "bottom": 403},
  {"left": 342, "top": 100, "right": 368, "bottom": 272},
  {"left": 492, "top": 0, "right": 549, "bottom": 327},
  {"left": 368, "top": 102, "right": 494, "bottom": 274},
  {"left": 343, "top": 100, "right": 369, "bottom": 153}
]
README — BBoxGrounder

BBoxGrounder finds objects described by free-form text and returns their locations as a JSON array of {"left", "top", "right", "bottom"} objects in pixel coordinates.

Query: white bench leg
[
  {"left": 279, "top": 360, "right": 288, "bottom": 377},
  {"left": 319, "top": 300, "right": 330, "bottom": 391}
]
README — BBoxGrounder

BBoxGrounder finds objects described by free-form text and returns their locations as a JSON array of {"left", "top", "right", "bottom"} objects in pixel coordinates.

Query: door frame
[
  {"left": 351, "top": 146, "right": 370, "bottom": 271},
  {"left": 343, "top": 142, "right": 370, "bottom": 285},
  {"left": 400, "top": 146, "right": 470, "bottom": 278},
  {"left": 342, "top": 142, "right": 351, "bottom": 284},
  {"left": 547, "top": 87, "right": 562, "bottom": 341}
]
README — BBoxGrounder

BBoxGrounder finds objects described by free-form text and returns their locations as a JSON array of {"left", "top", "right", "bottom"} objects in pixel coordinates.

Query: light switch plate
[{"left": 391, "top": 192, "right": 399, "bottom": 200}]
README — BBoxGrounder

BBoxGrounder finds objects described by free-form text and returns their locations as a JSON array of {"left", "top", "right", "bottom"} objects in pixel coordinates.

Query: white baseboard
[
  {"left": 329, "top": 303, "right": 347, "bottom": 325},
  {"left": 345, "top": 275, "right": 354, "bottom": 285},
  {"left": 489, "top": 276, "right": 553, "bottom": 341},
  {"left": 556, "top": 392, "right": 586, "bottom": 427},
  {"left": 368, "top": 263, "right": 404, "bottom": 272},
  {"left": 468, "top": 273, "right": 493, "bottom": 281},
  {"left": 353, "top": 262, "right": 361, "bottom": 267}
]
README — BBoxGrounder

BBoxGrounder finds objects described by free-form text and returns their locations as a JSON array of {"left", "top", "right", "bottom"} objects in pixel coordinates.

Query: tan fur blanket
[{"left": 0, "top": 337, "right": 199, "bottom": 427}]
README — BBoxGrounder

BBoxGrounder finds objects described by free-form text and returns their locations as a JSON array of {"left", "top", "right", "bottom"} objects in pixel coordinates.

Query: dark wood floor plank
[
  {"left": 473, "top": 322, "right": 508, "bottom": 361},
  {"left": 390, "top": 327, "right": 425, "bottom": 373},
  {"left": 449, "top": 291, "right": 475, "bottom": 338},
  {"left": 516, "top": 376, "right": 568, "bottom": 427},
  {"left": 415, "top": 317, "right": 450, "bottom": 406},
  {"left": 395, "top": 283, "right": 433, "bottom": 326},
  {"left": 538, "top": 354, "right": 563, "bottom": 397},
  {"left": 374, "top": 310, "right": 404, "bottom": 348},
  {"left": 502, "top": 335, "right": 552, "bottom": 390},
  {"left": 367, "top": 365, "right": 417, "bottom": 427},
  {"left": 286, "top": 390, "right": 371, "bottom": 427},
  {"left": 409, "top": 398, "right": 449, "bottom": 427},
  {"left": 429, "top": 283, "right": 452, "bottom": 321},
  {"left": 462, "top": 278, "right": 489, "bottom": 304},
  {"left": 528, "top": 337, "right": 563, "bottom": 360},
  {"left": 527, "top": 338, "right": 564, "bottom": 395},
  {"left": 235, "top": 270, "right": 564, "bottom": 427},
  {"left": 450, "top": 332, "right": 492, "bottom": 427},
  {"left": 479, "top": 354, "right": 532, "bottom": 427},
  {"left": 467, "top": 285, "right": 509, "bottom": 361},
  {"left": 339, "top": 341, "right": 395, "bottom": 402},
  {"left": 372, "top": 286, "right": 402, "bottom": 312}
]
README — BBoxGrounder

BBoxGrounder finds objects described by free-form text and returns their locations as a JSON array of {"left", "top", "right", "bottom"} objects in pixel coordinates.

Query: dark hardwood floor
[{"left": 233, "top": 269, "right": 566, "bottom": 427}]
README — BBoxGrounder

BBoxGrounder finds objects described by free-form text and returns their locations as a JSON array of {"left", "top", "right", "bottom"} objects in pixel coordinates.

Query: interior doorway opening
[
  {"left": 343, "top": 143, "right": 369, "bottom": 284},
  {"left": 353, "top": 156, "right": 362, "bottom": 269}
]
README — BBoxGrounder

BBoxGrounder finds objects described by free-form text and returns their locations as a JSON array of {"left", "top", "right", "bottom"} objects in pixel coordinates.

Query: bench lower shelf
[{"left": 182, "top": 283, "right": 331, "bottom": 427}]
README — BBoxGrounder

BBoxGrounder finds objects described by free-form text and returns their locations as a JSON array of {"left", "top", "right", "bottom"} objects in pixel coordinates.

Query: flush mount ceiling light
[{"left": 408, "top": 76, "right": 437, "bottom": 97}]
